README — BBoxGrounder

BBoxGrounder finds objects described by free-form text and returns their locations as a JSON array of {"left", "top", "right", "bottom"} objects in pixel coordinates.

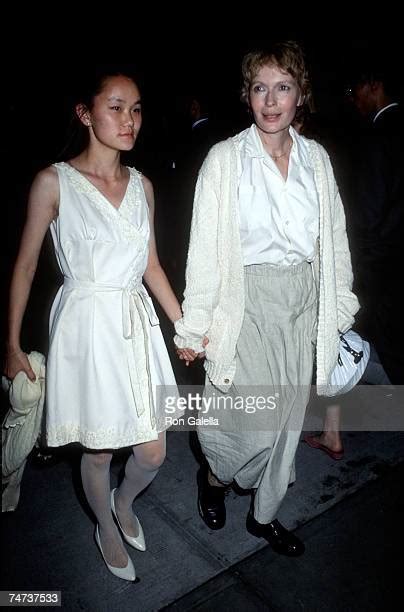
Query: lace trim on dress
[
  {"left": 47, "top": 422, "right": 168, "bottom": 450},
  {"left": 57, "top": 163, "right": 148, "bottom": 244}
]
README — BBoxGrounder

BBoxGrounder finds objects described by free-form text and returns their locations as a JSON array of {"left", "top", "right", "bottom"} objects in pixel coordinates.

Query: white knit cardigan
[{"left": 174, "top": 131, "right": 360, "bottom": 394}]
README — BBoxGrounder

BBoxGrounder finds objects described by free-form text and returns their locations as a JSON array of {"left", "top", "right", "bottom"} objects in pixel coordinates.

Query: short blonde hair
[{"left": 241, "top": 40, "right": 312, "bottom": 106}]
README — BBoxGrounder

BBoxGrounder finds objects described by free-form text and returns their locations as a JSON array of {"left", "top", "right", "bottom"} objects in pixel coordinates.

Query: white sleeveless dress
[{"left": 46, "top": 162, "right": 176, "bottom": 449}]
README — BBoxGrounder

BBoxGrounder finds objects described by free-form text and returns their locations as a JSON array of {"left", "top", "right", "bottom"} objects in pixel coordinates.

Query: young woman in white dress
[{"left": 5, "top": 69, "right": 182, "bottom": 581}]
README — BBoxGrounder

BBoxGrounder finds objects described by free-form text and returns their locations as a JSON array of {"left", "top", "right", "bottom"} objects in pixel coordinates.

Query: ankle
[
  {"left": 207, "top": 469, "right": 226, "bottom": 488},
  {"left": 320, "top": 431, "right": 343, "bottom": 451},
  {"left": 114, "top": 489, "right": 130, "bottom": 514}
]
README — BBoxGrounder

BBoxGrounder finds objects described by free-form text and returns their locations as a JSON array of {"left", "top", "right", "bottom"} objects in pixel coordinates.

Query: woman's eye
[
  {"left": 279, "top": 85, "right": 291, "bottom": 92},
  {"left": 253, "top": 85, "right": 265, "bottom": 93},
  {"left": 110, "top": 106, "right": 121, "bottom": 111}
]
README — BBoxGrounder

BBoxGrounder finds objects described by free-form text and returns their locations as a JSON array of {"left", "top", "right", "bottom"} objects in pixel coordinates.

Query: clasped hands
[{"left": 176, "top": 336, "right": 209, "bottom": 366}]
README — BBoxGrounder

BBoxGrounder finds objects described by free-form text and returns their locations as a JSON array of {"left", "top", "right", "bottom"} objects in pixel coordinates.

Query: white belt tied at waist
[{"left": 63, "top": 278, "right": 159, "bottom": 425}]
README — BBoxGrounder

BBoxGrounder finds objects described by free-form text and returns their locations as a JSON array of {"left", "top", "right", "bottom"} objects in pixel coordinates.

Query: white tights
[{"left": 81, "top": 432, "right": 165, "bottom": 567}]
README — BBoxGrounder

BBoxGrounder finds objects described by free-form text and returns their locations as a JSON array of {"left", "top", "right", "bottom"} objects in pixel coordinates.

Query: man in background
[{"left": 346, "top": 53, "right": 404, "bottom": 385}]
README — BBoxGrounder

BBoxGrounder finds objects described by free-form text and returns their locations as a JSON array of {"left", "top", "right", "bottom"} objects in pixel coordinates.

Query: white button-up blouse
[{"left": 237, "top": 124, "right": 319, "bottom": 266}]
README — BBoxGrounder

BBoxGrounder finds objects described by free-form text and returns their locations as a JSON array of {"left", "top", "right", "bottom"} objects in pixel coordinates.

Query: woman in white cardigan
[{"left": 175, "top": 41, "right": 359, "bottom": 556}]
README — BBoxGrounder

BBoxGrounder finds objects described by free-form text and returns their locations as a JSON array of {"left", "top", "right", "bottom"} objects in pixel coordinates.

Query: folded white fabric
[{"left": 2, "top": 351, "right": 46, "bottom": 512}]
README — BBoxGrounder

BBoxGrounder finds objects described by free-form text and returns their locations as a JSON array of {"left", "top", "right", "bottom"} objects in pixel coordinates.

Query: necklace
[{"left": 268, "top": 139, "right": 292, "bottom": 160}]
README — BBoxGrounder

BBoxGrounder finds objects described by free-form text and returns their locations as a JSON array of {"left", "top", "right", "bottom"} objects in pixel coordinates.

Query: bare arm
[
  {"left": 5, "top": 167, "right": 59, "bottom": 380},
  {"left": 142, "top": 176, "right": 182, "bottom": 324},
  {"left": 142, "top": 177, "right": 207, "bottom": 365}
]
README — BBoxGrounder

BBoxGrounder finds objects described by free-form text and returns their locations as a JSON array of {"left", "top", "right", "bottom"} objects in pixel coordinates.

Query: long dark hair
[{"left": 57, "top": 64, "right": 140, "bottom": 161}]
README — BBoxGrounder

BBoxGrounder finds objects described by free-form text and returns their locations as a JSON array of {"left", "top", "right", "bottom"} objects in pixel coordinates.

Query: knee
[
  {"left": 83, "top": 452, "right": 112, "bottom": 469},
  {"left": 137, "top": 448, "right": 166, "bottom": 471}
]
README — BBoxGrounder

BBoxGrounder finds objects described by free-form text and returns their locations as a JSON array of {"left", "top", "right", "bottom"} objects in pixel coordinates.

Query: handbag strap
[{"left": 339, "top": 333, "right": 364, "bottom": 365}]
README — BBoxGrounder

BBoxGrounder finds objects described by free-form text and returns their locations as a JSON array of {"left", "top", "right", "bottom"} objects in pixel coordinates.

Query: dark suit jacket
[
  {"left": 351, "top": 104, "right": 404, "bottom": 383},
  {"left": 354, "top": 105, "right": 404, "bottom": 260}
]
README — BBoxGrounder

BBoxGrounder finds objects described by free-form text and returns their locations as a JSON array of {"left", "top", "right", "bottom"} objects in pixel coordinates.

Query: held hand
[
  {"left": 4, "top": 349, "right": 36, "bottom": 382},
  {"left": 176, "top": 336, "right": 209, "bottom": 365},
  {"left": 176, "top": 347, "right": 198, "bottom": 367},
  {"left": 197, "top": 336, "right": 210, "bottom": 360}
]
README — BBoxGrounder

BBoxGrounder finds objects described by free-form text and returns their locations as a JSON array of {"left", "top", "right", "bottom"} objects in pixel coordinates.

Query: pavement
[{"left": 1, "top": 400, "right": 403, "bottom": 611}]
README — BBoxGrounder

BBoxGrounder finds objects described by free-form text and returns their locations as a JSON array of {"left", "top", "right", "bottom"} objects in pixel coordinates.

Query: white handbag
[{"left": 324, "top": 330, "right": 370, "bottom": 397}]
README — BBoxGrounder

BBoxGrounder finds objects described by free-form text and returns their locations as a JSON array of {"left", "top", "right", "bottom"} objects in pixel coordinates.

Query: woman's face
[
  {"left": 248, "top": 64, "right": 303, "bottom": 136},
  {"left": 83, "top": 75, "right": 142, "bottom": 151}
]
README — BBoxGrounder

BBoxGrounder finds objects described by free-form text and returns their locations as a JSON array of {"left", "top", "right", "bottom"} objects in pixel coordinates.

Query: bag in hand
[{"left": 324, "top": 330, "right": 370, "bottom": 397}]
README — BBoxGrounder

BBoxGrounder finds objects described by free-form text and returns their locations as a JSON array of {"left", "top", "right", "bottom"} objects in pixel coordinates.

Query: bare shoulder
[
  {"left": 28, "top": 165, "right": 60, "bottom": 216},
  {"left": 141, "top": 174, "right": 154, "bottom": 207},
  {"left": 141, "top": 174, "right": 154, "bottom": 194},
  {"left": 31, "top": 166, "right": 59, "bottom": 194}
]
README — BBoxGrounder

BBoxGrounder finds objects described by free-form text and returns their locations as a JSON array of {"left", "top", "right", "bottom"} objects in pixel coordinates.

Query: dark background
[
  {"left": 4, "top": 28, "right": 402, "bottom": 177},
  {"left": 2, "top": 22, "right": 403, "bottom": 365}
]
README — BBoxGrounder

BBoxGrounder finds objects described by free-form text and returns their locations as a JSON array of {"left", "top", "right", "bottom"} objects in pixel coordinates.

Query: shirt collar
[
  {"left": 373, "top": 102, "right": 399, "bottom": 123},
  {"left": 192, "top": 117, "right": 209, "bottom": 130},
  {"left": 243, "top": 124, "right": 265, "bottom": 158},
  {"left": 243, "top": 124, "right": 309, "bottom": 165}
]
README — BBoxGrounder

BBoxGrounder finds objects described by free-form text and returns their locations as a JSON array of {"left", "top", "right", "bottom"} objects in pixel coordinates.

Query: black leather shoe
[
  {"left": 246, "top": 513, "right": 304, "bottom": 556},
  {"left": 197, "top": 467, "right": 226, "bottom": 530}
]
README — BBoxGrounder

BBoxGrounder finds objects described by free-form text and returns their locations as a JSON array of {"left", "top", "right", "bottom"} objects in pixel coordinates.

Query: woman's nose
[
  {"left": 265, "top": 91, "right": 275, "bottom": 106},
  {"left": 123, "top": 111, "right": 134, "bottom": 125}
]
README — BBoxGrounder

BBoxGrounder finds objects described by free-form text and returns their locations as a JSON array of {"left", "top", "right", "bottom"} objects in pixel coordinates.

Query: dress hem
[{"left": 46, "top": 426, "right": 168, "bottom": 450}]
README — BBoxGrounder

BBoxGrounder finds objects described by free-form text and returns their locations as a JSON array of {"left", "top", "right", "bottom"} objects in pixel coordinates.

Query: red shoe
[{"left": 303, "top": 435, "right": 344, "bottom": 460}]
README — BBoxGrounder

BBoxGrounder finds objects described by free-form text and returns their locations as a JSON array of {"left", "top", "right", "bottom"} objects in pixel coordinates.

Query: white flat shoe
[
  {"left": 111, "top": 488, "right": 146, "bottom": 551},
  {"left": 94, "top": 525, "right": 136, "bottom": 581}
]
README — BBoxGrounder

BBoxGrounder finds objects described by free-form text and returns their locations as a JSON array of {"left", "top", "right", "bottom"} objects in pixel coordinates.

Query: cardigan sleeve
[
  {"left": 174, "top": 156, "right": 221, "bottom": 352},
  {"left": 328, "top": 161, "right": 360, "bottom": 332}
]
